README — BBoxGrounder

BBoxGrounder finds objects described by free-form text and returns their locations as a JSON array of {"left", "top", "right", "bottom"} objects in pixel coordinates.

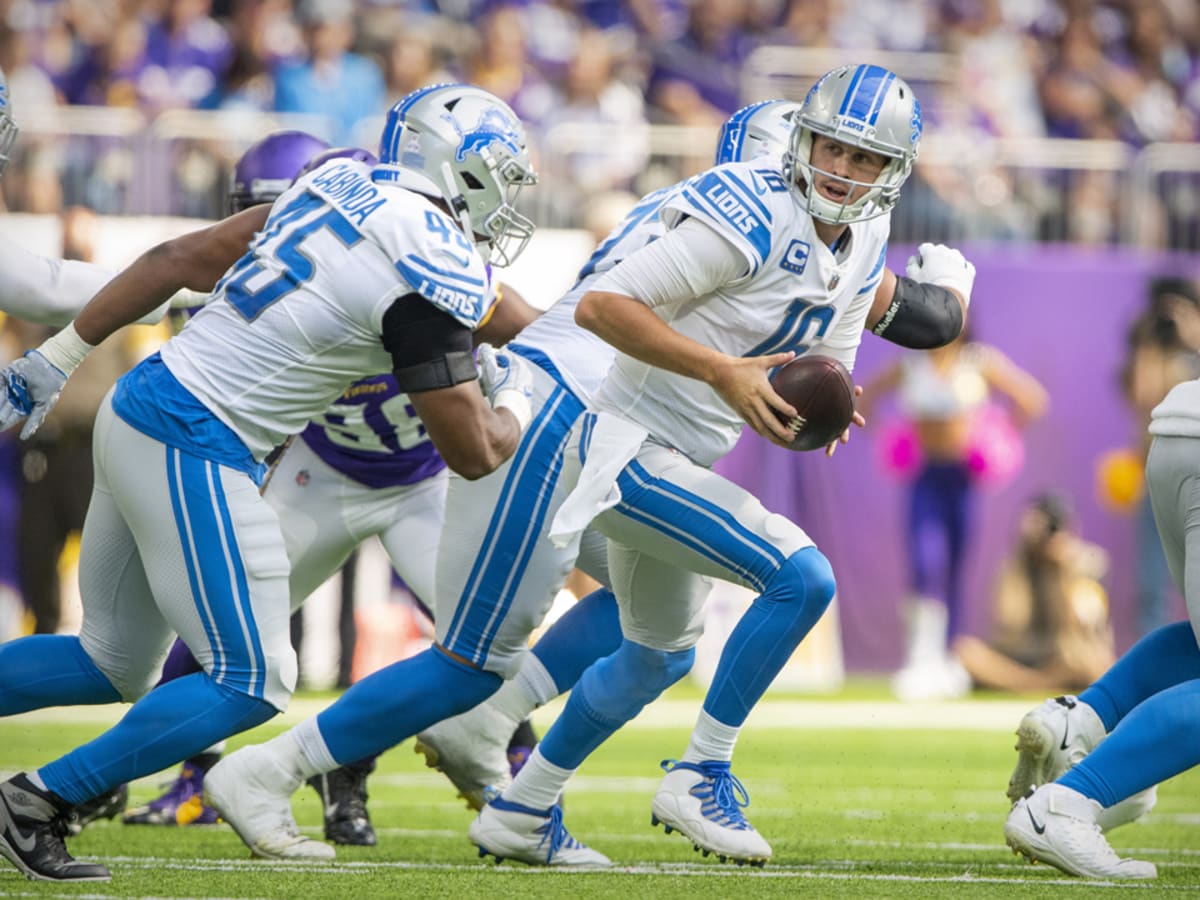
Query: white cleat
[
  {"left": 414, "top": 703, "right": 513, "bottom": 811},
  {"left": 1007, "top": 695, "right": 1156, "bottom": 831},
  {"left": 469, "top": 798, "right": 610, "bottom": 867},
  {"left": 1005, "top": 784, "right": 1157, "bottom": 879},
  {"left": 650, "top": 759, "right": 771, "bottom": 866},
  {"left": 204, "top": 746, "right": 335, "bottom": 860}
]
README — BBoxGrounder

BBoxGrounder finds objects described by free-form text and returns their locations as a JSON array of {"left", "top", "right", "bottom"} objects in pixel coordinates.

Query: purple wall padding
[{"left": 715, "top": 244, "right": 1200, "bottom": 672}]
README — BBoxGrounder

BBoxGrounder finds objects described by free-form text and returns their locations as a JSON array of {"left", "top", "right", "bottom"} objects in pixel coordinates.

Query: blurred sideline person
[
  {"left": 1118, "top": 278, "right": 1200, "bottom": 636},
  {"left": 1001, "top": 369, "right": 1200, "bottom": 878},
  {"left": 0, "top": 83, "right": 538, "bottom": 882},
  {"left": 207, "top": 69, "right": 974, "bottom": 869},
  {"left": 858, "top": 328, "right": 1048, "bottom": 701},
  {"left": 953, "top": 492, "right": 1115, "bottom": 693},
  {"left": 465, "top": 62, "right": 973, "bottom": 870}
]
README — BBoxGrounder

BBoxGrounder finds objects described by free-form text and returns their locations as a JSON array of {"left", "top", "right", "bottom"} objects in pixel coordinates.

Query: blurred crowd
[
  {"left": 1, "top": 0, "right": 1200, "bottom": 235},
  {"left": 2, "top": 0, "right": 1200, "bottom": 243}
]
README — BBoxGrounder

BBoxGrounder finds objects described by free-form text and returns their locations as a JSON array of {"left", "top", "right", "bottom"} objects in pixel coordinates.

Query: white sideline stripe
[
  {"left": 0, "top": 697, "right": 1040, "bottom": 732},
  {"left": 57, "top": 856, "right": 1183, "bottom": 889}
]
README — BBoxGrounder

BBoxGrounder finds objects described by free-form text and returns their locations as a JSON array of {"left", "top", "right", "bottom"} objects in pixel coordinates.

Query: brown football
[{"left": 770, "top": 355, "right": 856, "bottom": 452}]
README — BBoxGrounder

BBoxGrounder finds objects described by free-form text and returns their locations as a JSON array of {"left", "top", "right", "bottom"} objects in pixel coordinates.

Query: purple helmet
[
  {"left": 297, "top": 146, "right": 379, "bottom": 180},
  {"left": 228, "top": 130, "right": 330, "bottom": 213}
]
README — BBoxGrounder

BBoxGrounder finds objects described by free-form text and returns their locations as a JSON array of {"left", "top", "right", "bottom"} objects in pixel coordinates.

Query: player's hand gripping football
[
  {"left": 824, "top": 384, "right": 866, "bottom": 458},
  {"left": 710, "top": 350, "right": 798, "bottom": 448},
  {"left": 0, "top": 350, "right": 68, "bottom": 439},
  {"left": 906, "top": 242, "right": 976, "bottom": 308}
]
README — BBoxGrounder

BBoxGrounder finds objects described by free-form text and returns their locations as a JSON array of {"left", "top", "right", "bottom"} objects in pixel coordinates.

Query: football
[{"left": 770, "top": 355, "right": 856, "bottom": 451}]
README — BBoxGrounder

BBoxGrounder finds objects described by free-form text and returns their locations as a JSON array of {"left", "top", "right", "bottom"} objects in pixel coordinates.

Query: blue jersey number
[
  {"left": 224, "top": 193, "right": 364, "bottom": 321},
  {"left": 746, "top": 298, "right": 835, "bottom": 360}
]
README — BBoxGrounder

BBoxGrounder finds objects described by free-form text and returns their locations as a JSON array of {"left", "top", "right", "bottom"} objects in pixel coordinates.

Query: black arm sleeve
[
  {"left": 870, "top": 277, "right": 964, "bottom": 350},
  {"left": 382, "top": 293, "right": 478, "bottom": 393}
]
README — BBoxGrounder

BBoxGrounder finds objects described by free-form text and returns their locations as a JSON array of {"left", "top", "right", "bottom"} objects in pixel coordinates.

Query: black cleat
[
  {"left": 306, "top": 759, "right": 376, "bottom": 847},
  {"left": 67, "top": 783, "right": 129, "bottom": 836},
  {"left": 0, "top": 774, "right": 111, "bottom": 882}
]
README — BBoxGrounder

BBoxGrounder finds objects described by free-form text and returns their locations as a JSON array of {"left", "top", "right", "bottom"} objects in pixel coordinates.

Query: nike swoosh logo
[
  {"left": 1060, "top": 719, "right": 1069, "bottom": 752},
  {"left": 1026, "top": 805, "right": 1046, "bottom": 835},
  {"left": 0, "top": 798, "right": 37, "bottom": 853}
]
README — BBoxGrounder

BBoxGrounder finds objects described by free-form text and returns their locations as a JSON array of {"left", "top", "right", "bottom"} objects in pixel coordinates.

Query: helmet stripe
[
  {"left": 716, "top": 100, "right": 771, "bottom": 165},
  {"left": 840, "top": 64, "right": 892, "bottom": 124}
]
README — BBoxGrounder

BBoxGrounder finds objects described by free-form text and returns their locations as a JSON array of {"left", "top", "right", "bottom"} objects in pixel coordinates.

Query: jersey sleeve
[
  {"left": 660, "top": 163, "right": 777, "bottom": 278},
  {"left": 366, "top": 197, "right": 492, "bottom": 331}
]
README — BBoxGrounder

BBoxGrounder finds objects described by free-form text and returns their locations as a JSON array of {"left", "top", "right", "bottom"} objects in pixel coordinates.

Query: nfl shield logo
[{"left": 828, "top": 274, "right": 841, "bottom": 290}]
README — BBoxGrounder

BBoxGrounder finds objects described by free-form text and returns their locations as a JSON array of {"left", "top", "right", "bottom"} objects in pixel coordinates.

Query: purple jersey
[{"left": 299, "top": 374, "right": 445, "bottom": 489}]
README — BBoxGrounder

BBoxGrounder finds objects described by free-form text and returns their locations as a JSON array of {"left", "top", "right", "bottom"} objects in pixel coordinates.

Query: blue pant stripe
[
  {"left": 209, "top": 462, "right": 266, "bottom": 699},
  {"left": 443, "top": 387, "right": 583, "bottom": 661},
  {"left": 166, "top": 448, "right": 226, "bottom": 686},
  {"left": 615, "top": 462, "right": 784, "bottom": 590}
]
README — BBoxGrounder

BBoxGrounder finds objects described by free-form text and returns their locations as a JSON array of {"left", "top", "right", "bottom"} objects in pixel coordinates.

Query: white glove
[
  {"left": 0, "top": 350, "right": 68, "bottom": 439},
  {"left": 477, "top": 343, "right": 533, "bottom": 431},
  {"left": 906, "top": 242, "right": 976, "bottom": 308}
]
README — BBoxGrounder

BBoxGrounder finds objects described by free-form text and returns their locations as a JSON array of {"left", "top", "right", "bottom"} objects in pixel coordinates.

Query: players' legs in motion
[
  {"left": 1006, "top": 435, "right": 1200, "bottom": 879},
  {"left": 473, "top": 441, "right": 835, "bottom": 867},
  {"left": 207, "top": 367, "right": 603, "bottom": 862},
  {"left": 0, "top": 398, "right": 294, "bottom": 880},
  {"left": 415, "top": 537, "right": 623, "bottom": 810}
]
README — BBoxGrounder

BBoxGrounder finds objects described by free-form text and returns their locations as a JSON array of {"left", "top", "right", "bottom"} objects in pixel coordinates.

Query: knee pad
[
  {"left": 579, "top": 639, "right": 694, "bottom": 724},
  {"left": 764, "top": 546, "right": 836, "bottom": 613}
]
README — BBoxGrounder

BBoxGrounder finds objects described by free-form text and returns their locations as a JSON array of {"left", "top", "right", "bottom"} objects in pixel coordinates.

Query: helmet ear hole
[{"left": 461, "top": 171, "right": 484, "bottom": 190}]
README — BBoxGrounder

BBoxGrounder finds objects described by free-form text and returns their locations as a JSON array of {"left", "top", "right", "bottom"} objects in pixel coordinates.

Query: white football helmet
[
  {"left": 0, "top": 66, "right": 18, "bottom": 177},
  {"left": 377, "top": 83, "right": 538, "bottom": 266},
  {"left": 782, "top": 64, "right": 921, "bottom": 224},
  {"left": 715, "top": 99, "right": 802, "bottom": 165}
]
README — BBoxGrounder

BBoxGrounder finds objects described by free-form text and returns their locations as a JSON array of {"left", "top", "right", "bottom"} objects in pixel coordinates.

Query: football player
[
  {"left": 1003, "top": 385, "right": 1200, "bottom": 877},
  {"left": 0, "top": 83, "right": 538, "bottom": 882},
  {"left": 464, "top": 64, "right": 973, "bottom": 868}
]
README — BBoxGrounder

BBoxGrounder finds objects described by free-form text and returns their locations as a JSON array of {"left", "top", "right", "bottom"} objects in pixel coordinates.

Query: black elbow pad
[
  {"left": 383, "top": 294, "right": 478, "bottom": 393},
  {"left": 871, "top": 277, "right": 964, "bottom": 350}
]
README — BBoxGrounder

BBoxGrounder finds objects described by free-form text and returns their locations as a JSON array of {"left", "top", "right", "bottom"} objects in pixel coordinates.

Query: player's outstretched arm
[
  {"left": 867, "top": 244, "right": 975, "bottom": 349},
  {"left": 73, "top": 205, "right": 270, "bottom": 344}
]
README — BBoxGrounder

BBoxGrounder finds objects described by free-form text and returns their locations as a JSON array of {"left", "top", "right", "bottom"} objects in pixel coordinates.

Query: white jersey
[
  {"left": 159, "top": 159, "right": 494, "bottom": 460},
  {"left": 1151, "top": 378, "right": 1200, "bottom": 438},
  {"left": 592, "top": 160, "right": 889, "bottom": 466},
  {"left": 512, "top": 186, "right": 676, "bottom": 401}
]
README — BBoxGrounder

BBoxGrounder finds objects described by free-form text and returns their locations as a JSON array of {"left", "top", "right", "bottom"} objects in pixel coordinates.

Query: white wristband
[
  {"left": 493, "top": 389, "right": 532, "bottom": 432},
  {"left": 37, "top": 322, "right": 96, "bottom": 375}
]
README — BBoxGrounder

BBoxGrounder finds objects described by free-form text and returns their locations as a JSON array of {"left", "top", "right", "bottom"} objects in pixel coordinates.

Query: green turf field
[{"left": 1, "top": 686, "right": 1196, "bottom": 898}]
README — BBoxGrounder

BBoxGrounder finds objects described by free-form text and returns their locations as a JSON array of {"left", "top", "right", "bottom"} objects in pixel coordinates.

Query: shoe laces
[
  {"left": 661, "top": 760, "right": 752, "bottom": 830},
  {"left": 533, "top": 804, "right": 583, "bottom": 862}
]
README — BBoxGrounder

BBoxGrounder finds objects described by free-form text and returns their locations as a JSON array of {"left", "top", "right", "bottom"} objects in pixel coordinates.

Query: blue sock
[
  {"left": 703, "top": 547, "right": 836, "bottom": 727},
  {"left": 0, "top": 635, "right": 120, "bottom": 715},
  {"left": 539, "top": 639, "right": 693, "bottom": 770},
  {"left": 1060, "top": 678, "right": 1200, "bottom": 807},
  {"left": 316, "top": 647, "right": 501, "bottom": 765},
  {"left": 1081, "top": 622, "right": 1200, "bottom": 731},
  {"left": 532, "top": 588, "right": 622, "bottom": 693},
  {"left": 38, "top": 672, "right": 274, "bottom": 805}
]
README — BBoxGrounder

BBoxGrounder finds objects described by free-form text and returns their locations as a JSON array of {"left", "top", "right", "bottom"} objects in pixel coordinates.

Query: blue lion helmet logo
[
  {"left": 452, "top": 107, "right": 521, "bottom": 163},
  {"left": 909, "top": 98, "right": 923, "bottom": 145}
]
